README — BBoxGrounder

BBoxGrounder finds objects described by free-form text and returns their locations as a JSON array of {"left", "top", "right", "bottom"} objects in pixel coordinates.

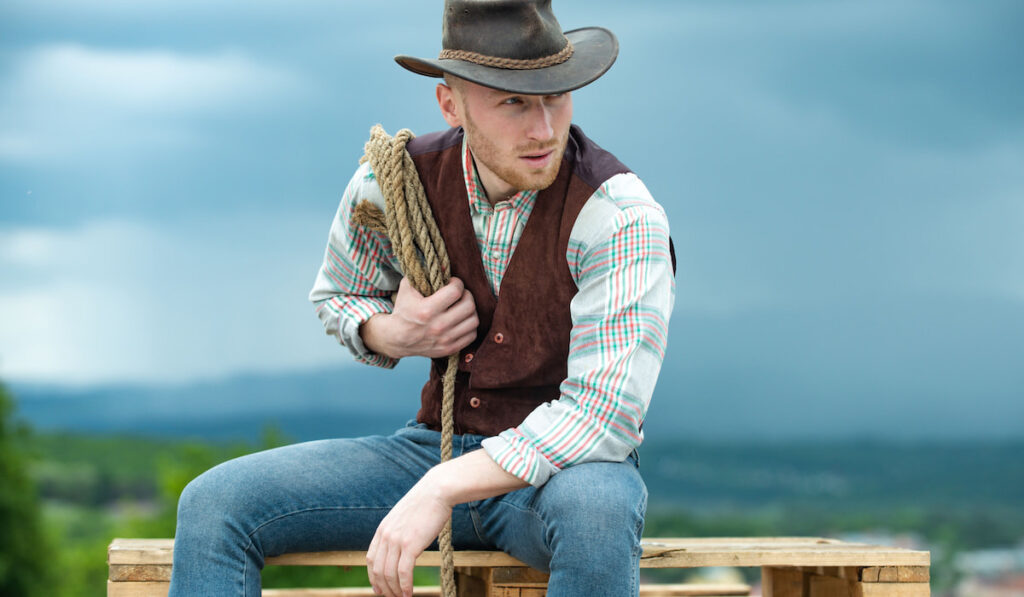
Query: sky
[{"left": 1, "top": 1, "right": 1022, "bottom": 436}]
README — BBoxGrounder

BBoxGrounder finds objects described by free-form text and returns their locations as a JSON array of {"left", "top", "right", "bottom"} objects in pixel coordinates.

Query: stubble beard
[{"left": 463, "top": 111, "right": 569, "bottom": 193}]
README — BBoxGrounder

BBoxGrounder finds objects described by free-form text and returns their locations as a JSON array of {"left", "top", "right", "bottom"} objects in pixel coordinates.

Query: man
[{"left": 169, "top": 2, "right": 674, "bottom": 596}]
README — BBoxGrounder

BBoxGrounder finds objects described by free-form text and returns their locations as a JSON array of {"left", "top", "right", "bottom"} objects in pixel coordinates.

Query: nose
[{"left": 525, "top": 101, "right": 554, "bottom": 142}]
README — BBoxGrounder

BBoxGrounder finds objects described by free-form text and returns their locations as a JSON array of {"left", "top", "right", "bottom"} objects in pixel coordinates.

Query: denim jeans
[{"left": 169, "top": 422, "right": 646, "bottom": 596}]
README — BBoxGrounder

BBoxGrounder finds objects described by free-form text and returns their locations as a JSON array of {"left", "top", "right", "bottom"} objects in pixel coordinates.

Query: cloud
[
  {"left": 0, "top": 214, "right": 345, "bottom": 385},
  {"left": 0, "top": 44, "right": 308, "bottom": 163}
]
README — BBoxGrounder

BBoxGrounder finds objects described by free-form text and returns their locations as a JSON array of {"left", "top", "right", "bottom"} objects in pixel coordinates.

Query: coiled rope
[{"left": 353, "top": 124, "right": 459, "bottom": 597}]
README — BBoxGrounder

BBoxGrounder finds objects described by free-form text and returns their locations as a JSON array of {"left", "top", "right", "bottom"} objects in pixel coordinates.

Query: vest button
[
  {"left": 464, "top": 352, "right": 474, "bottom": 363},
  {"left": 469, "top": 396, "right": 481, "bottom": 408},
  {"left": 493, "top": 332, "right": 504, "bottom": 344}
]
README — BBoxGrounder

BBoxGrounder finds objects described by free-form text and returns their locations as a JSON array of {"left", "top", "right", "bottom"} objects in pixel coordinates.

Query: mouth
[{"left": 520, "top": 149, "right": 555, "bottom": 169}]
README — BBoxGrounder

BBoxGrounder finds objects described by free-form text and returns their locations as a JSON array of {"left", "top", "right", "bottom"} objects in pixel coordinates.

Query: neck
[{"left": 471, "top": 153, "right": 516, "bottom": 205}]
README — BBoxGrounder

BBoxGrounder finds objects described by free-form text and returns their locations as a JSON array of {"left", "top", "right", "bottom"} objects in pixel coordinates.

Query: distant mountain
[
  {"left": 12, "top": 361, "right": 429, "bottom": 442},
  {"left": 11, "top": 342, "right": 1024, "bottom": 443}
]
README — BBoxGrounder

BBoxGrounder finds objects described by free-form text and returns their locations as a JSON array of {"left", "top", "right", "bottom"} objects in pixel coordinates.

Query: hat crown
[{"left": 442, "top": 0, "right": 568, "bottom": 61}]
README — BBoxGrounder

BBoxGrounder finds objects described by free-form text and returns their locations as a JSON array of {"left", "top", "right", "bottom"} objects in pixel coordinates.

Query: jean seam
[
  {"left": 245, "top": 505, "right": 392, "bottom": 543},
  {"left": 242, "top": 541, "right": 251, "bottom": 597},
  {"left": 632, "top": 498, "right": 647, "bottom": 597}
]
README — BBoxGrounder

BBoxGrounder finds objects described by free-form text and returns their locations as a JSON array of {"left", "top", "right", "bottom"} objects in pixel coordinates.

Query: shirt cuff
[
  {"left": 338, "top": 297, "right": 399, "bottom": 369},
  {"left": 481, "top": 431, "right": 561, "bottom": 488}
]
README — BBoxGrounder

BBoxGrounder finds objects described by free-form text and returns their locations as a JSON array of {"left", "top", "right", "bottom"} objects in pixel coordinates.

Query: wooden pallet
[{"left": 108, "top": 536, "right": 930, "bottom": 596}]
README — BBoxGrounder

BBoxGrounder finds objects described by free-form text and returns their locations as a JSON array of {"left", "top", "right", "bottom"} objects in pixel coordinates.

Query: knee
[
  {"left": 176, "top": 468, "right": 222, "bottom": 528},
  {"left": 541, "top": 462, "right": 647, "bottom": 542},
  {"left": 175, "top": 463, "right": 247, "bottom": 535}
]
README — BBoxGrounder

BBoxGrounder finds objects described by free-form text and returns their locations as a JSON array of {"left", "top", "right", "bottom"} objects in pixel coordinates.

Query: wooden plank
[
  {"left": 106, "top": 580, "right": 754, "bottom": 597},
  {"left": 455, "top": 568, "right": 488, "bottom": 597},
  {"left": 109, "top": 538, "right": 929, "bottom": 569},
  {"left": 490, "top": 566, "right": 549, "bottom": 585},
  {"left": 810, "top": 575, "right": 851, "bottom": 597},
  {"left": 262, "top": 589, "right": 441, "bottom": 596},
  {"left": 856, "top": 583, "right": 930, "bottom": 597},
  {"left": 897, "top": 568, "right": 930, "bottom": 584},
  {"left": 107, "top": 581, "right": 169, "bottom": 597},
  {"left": 248, "top": 582, "right": 753, "bottom": 597},
  {"left": 110, "top": 564, "right": 171, "bottom": 582},
  {"left": 859, "top": 567, "right": 929, "bottom": 583},
  {"left": 763, "top": 567, "right": 807, "bottom": 597},
  {"left": 877, "top": 568, "right": 898, "bottom": 582},
  {"left": 109, "top": 540, "right": 177, "bottom": 566},
  {"left": 638, "top": 540, "right": 929, "bottom": 569},
  {"left": 639, "top": 584, "right": 751, "bottom": 596},
  {"left": 520, "top": 590, "right": 546, "bottom": 597}
]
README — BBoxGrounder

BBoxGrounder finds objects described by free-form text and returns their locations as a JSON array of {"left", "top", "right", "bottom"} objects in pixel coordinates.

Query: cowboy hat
[{"left": 395, "top": 0, "right": 618, "bottom": 95}]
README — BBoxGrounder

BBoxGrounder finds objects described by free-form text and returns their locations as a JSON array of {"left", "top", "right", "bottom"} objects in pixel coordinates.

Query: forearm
[{"left": 422, "top": 449, "right": 528, "bottom": 507}]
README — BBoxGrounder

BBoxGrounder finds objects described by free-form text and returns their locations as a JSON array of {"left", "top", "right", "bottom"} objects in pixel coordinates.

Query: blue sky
[{"left": 1, "top": 1, "right": 1022, "bottom": 435}]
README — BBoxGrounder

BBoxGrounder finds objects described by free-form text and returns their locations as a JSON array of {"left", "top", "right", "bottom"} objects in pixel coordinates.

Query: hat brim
[{"left": 395, "top": 27, "right": 618, "bottom": 95}]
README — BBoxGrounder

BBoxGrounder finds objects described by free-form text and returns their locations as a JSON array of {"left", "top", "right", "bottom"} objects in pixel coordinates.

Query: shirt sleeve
[
  {"left": 481, "top": 173, "right": 676, "bottom": 486},
  {"left": 309, "top": 161, "right": 404, "bottom": 368}
]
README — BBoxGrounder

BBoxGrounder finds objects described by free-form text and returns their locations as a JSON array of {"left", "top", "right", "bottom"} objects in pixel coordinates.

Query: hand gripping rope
[{"left": 353, "top": 125, "right": 460, "bottom": 597}]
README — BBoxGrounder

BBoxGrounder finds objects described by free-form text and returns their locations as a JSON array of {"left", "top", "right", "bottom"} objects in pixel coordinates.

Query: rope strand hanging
[{"left": 353, "top": 124, "right": 460, "bottom": 597}]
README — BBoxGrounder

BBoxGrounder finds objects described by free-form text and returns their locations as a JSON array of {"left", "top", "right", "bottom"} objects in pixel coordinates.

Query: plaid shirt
[{"left": 310, "top": 135, "right": 675, "bottom": 487}]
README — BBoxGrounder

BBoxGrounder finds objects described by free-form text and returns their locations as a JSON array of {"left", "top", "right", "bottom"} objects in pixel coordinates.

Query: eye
[{"left": 501, "top": 96, "right": 524, "bottom": 105}]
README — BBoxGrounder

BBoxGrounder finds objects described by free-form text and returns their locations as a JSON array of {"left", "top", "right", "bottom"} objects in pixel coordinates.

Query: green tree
[{"left": 0, "top": 382, "right": 52, "bottom": 596}]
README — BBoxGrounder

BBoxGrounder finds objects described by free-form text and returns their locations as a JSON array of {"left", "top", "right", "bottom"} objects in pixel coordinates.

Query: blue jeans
[{"left": 169, "top": 422, "right": 646, "bottom": 596}]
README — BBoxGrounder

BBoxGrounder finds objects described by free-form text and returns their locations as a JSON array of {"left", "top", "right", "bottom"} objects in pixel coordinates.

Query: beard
[{"left": 462, "top": 110, "right": 569, "bottom": 193}]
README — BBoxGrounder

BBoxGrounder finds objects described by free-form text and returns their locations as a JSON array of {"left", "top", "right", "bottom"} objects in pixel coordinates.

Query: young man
[{"left": 169, "top": 2, "right": 674, "bottom": 596}]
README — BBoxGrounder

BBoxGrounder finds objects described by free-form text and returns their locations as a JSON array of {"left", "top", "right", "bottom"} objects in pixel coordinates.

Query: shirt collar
[{"left": 461, "top": 134, "right": 537, "bottom": 217}]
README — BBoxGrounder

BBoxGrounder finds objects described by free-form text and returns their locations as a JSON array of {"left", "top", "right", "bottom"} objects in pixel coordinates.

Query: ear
[{"left": 436, "top": 83, "right": 462, "bottom": 128}]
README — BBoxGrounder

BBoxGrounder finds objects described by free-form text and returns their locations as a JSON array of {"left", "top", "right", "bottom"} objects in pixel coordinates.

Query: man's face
[{"left": 440, "top": 78, "right": 573, "bottom": 198}]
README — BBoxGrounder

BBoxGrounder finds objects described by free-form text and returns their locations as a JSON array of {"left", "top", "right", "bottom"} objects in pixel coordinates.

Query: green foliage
[
  {"left": 19, "top": 427, "right": 1024, "bottom": 595},
  {"left": 0, "top": 383, "right": 53, "bottom": 596}
]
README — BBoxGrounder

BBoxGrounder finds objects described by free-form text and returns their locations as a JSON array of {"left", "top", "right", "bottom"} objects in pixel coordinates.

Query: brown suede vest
[{"left": 406, "top": 125, "right": 633, "bottom": 436}]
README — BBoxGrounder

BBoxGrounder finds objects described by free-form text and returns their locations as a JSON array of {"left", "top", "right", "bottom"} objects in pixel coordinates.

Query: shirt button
[
  {"left": 493, "top": 332, "right": 504, "bottom": 344},
  {"left": 464, "top": 352, "right": 474, "bottom": 363},
  {"left": 469, "top": 396, "right": 481, "bottom": 408}
]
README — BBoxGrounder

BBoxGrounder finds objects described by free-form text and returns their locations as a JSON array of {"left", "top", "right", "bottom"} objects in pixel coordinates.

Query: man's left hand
[
  {"left": 365, "top": 450, "right": 529, "bottom": 596},
  {"left": 366, "top": 476, "right": 452, "bottom": 597}
]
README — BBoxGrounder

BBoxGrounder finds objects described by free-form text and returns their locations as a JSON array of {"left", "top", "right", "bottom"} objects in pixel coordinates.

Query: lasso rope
[{"left": 353, "top": 124, "right": 459, "bottom": 597}]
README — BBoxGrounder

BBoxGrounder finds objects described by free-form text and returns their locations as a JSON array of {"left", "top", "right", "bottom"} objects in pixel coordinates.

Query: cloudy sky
[{"left": 1, "top": 1, "right": 1022, "bottom": 436}]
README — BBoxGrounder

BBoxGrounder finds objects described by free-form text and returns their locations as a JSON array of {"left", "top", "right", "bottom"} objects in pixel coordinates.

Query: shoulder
[
  {"left": 564, "top": 126, "right": 668, "bottom": 224},
  {"left": 341, "top": 160, "right": 386, "bottom": 212},
  {"left": 565, "top": 125, "right": 631, "bottom": 190},
  {"left": 406, "top": 127, "right": 463, "bottom": 157},
  {"left": 575, "top": 172, "right": 670, "bottom": 245}
]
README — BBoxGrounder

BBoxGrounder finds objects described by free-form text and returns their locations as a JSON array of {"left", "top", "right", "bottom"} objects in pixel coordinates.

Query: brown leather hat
[{"left": 395, "top": 0, "right": 618, "bottom": 95}]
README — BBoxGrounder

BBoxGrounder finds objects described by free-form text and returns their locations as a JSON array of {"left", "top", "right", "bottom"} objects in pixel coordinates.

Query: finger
[
  {"left": 437, "top": 333, "right": 476, "bottom": 357},
  {"left": 431, "top": 289, "right": 478, "bottom": 333},
  {"left": 396, "top": 277, "right": 425, "bottom": 301},
  {"left": 398, "top": 549, "right": 417, "bottom": 597},
  {"left": 451, "top": 288, "right": 477, "bottom": 317},
  {"left": 383, "top": 542, "right": 403, "bottom": 597},
  {"left": 446, "top": 316, "right": 479, "bottom": 347},
  {"left": 423, "top": 277, "right": 465, "bottom": 311},
  {"left": 366, "top": 531, "right": 382, "bottom": 594}
]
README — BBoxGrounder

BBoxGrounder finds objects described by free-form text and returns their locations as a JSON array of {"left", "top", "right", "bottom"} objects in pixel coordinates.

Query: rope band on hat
[{"left": 439, "top": 40, "right": 573, "bottom": 70}]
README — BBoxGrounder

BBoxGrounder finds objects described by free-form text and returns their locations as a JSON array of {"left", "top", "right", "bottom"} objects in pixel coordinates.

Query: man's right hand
[{"left": 360, "top": 277, "right": 478, "bottom": 359}]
